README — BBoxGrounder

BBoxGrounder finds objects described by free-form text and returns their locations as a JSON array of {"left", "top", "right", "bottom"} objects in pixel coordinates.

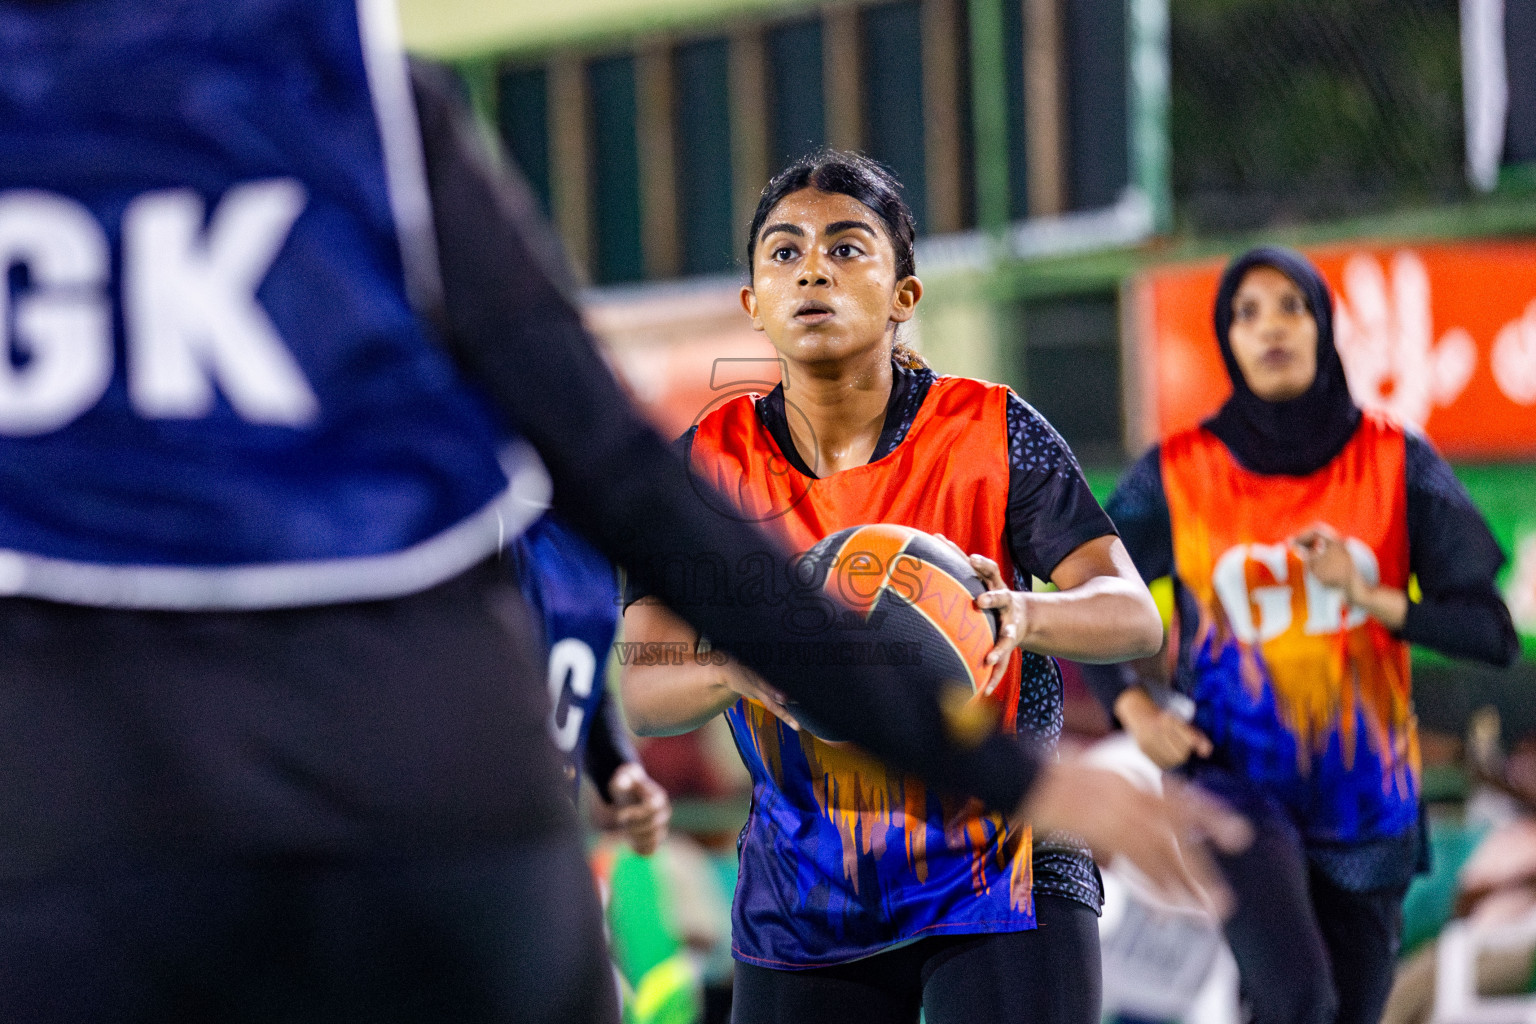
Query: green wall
[{"left": 401, "top": 0, "right": 821, "bottom": 59}]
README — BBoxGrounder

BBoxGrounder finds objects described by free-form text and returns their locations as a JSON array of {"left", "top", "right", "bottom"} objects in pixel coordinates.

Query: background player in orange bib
[
  {"left": 1084, "top": 247, "right": 1519, "bottom": 1024},
  {"left": 621, "top": 152, "right": 1184, "bottom": 1024}
]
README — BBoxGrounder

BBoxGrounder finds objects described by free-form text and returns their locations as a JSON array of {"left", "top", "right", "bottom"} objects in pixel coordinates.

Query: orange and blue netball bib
[
  {"left": 690, "top": 376, "right": 1034, "bottom": 968},
  {"left": 1162, "top": 413, "right": 1417, "bottom": 843}
]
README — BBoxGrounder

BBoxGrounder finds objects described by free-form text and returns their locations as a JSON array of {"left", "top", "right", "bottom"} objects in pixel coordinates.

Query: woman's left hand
[{"left": 933, "top": 533, "right": 1025, "bottom": 697}]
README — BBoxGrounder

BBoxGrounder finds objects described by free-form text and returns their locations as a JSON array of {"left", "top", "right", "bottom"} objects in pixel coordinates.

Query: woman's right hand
[
  {"left": 1114, "top": 687, "right": 1212, "bottom": 770},
  {"left": 722, "top": 663, "right": 801, "bottom": 732}
]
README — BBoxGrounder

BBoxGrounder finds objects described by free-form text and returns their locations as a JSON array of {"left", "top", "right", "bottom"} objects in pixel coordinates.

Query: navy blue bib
[
  {"left": 514, "top": 514, "right": 621, "bottom": 789},
  {"left": 0, "top": 0, "right": 547, "bottom": 608}
]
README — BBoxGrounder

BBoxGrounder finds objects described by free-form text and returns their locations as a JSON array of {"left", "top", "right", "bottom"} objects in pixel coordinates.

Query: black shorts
[
  {"left": 0, "top": 563, "right": 610, "bottom": 1022},
  {"left": 0, "top": 837, "right": 619, "bottom": 1024},
  {"left": 731, "top": 894, "right": 1101, "bottom": 1024},
  {"left": 0, "top": 560, "right": 571, "bottom": 874}
]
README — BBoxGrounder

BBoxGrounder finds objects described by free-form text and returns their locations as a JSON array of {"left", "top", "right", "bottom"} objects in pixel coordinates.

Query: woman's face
[
  {"left": 740, "top": 188, "right": 920, "bottom": 368},
  {"left": 1227, "top": 265, "right": 1319, "bottom": 402}
]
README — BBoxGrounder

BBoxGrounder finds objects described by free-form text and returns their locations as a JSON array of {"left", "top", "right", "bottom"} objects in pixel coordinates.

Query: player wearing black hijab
[
  {"left": 1203, "top": 247, "right": 1361, "bottom": 476},
  {"left": 1085, "top": 246, "right": 1517, "bottom": 1024}
]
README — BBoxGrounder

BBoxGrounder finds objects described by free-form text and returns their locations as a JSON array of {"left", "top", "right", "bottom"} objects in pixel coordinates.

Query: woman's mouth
[{"left": 793, "top": 302, "right": 834, "bottom": 324}]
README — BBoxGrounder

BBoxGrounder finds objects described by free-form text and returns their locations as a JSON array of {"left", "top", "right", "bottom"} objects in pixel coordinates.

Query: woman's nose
[
  {"left": 1259, "top": 310, "right": 1290, "bottom": 338},
  {"left": 798, "top": 249, "right": 830, "bottom": 286}
]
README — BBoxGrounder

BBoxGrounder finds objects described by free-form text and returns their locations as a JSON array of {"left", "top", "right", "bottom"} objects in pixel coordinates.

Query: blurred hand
[
  {"left": 1292, "top": 521, "right": 1407, "bottom": 629},
  {"left": 1292, "top": 522, "right": 1358, "bottom": 598},
  {"left": 1116, "top": 687, "right": 1212, "bottom": 770},
  {"left": 1021, "top": 758, "right": 1251, "bottom": 917},
  {"left": 608, "top": 762, "right": 671, "bottom": 857}
]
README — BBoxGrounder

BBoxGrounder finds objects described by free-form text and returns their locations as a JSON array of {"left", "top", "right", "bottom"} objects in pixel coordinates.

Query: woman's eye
[
  {"left": 1280, "top": 296, "right": 1304, "bottom": 315},
  {"left": 832, "top": 243, "right": 861, "bottom": 257},
  {"left": 771, "top": 246, "right": 796, "bottom": 261}
]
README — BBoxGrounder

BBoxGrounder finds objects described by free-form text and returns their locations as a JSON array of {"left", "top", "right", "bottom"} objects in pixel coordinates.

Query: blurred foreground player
[
  {"left": 0, "top": 2, "right": 1240, "bottom": 1022},
  {"left": 513, "top": 513, "right": 670, "bottom": 855},
  {"left": 1085, "top": 247, "right": 1518, "bottom": 1024}
]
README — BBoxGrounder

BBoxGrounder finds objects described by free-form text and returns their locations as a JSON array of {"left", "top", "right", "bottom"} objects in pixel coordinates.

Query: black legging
[
  {"left": 1215, "top": 800, "right": 1407, "bottom": 1024},
  {"left": 731, "top": 894, "right": 1101, "bottom": 1024},
  {"left": 0, "top": 837, "right": 619, "bottom": 1024}
]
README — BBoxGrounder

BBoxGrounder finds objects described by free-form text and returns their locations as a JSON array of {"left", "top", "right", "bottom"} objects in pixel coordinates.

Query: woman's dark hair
[
  {"left": 746, "top": 149, "right": 925, "bottom": 368},
  {"left": 748, "top": 150, "right": 916, "bottom": 280}
]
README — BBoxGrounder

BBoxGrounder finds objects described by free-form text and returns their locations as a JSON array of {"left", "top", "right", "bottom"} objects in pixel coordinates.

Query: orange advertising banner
[{"left": 1135, "top": 241, "right": 1536, "bottom": 460}]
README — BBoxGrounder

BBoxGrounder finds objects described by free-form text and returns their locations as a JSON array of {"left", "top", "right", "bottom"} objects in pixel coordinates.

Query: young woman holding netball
[
  {"left": 621, "top": 151, "right": 1189, "bottom": 1024},
  {"left": 1083, "top": 246, "right": 1519, "bottom": 1024}
]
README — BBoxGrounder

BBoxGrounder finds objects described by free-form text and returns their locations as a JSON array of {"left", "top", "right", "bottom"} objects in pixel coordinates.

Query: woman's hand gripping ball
[{"left": 931, "top": 532, "right": 1023, "bottom": 698}]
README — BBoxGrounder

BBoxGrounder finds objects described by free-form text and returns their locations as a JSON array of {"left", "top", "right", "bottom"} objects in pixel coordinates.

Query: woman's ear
[
  {"left": 740, "top": 285, "right": 765, "bottom": 332},
  {"left": 888, "top": 276, "right": 923, "bottom": 324}
]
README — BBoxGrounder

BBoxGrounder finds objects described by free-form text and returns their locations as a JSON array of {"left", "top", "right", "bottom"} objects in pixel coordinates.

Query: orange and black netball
[{"left": 794, "top": 523, "right": 1000, "bottom": 740}]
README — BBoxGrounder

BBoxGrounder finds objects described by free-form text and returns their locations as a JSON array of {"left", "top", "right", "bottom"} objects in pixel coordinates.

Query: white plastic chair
[
  {"left": 1432, "top": 913, "right": 1536, "bottom": 1024},
  {"left": 1088, "top": 734, "right": 1241, "bottom": 1024}
]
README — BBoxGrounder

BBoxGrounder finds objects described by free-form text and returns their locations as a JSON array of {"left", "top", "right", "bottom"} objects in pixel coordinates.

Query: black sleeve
[
  {"left": 1102, "top": 446, "right": 1174, "bottom": 584},
  {"left": 583, "top": 685, "right": 640, "bottom": 799},
  {"left": 620, "top": 427, "right": 697, "bottom": 610},
  {"left": 1077, "top": 446, "right": 1175, "bottom": 715},
  {"left": 1400, "top": 433, "right": 1519, "bottom": 666},
  {"left": 409, "top": 61, "right": 1038, "bottom": 813},
  {"left": 1003, "top": 392, "right": 1117, "bottom": 583}
]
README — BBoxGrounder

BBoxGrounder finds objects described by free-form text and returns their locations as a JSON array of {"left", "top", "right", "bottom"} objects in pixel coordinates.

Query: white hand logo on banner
[
  {"left": 1333, "top": 252, "right": 1476, "bottom": 428},
  {"left": 1491, "top": 299, "right": 1536, "bottom": 406}
]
